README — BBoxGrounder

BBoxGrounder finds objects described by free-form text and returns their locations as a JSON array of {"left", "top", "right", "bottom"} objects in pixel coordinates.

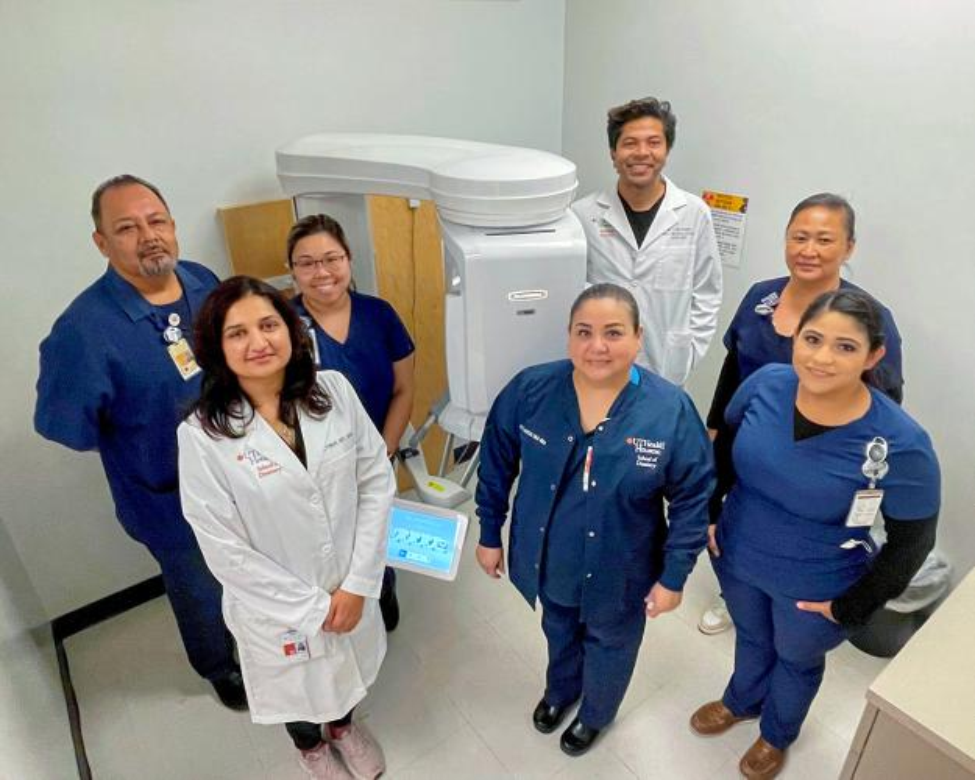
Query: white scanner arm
[
  {"left": 276, "top": 133, "right": 578, "bottom": 228},
  {"left": 275, "top": 132, "right": 588, "bottom": 420}
]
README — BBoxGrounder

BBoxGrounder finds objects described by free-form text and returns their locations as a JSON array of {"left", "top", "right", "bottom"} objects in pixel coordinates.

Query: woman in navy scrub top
[
  {"left": 698, "top": 193, "right": 904, "bottom": 637},
  {"left": 689, "top": 290, "right": 939, "bottom": 780},
  {"left": 288, "top": 214, "right": 415, "bottom": 631},
  {"left": 476, "top": 284, "right": 714, "bottom": 757}
]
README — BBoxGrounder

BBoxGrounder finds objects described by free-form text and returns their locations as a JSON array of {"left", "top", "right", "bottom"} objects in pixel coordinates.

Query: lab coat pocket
[
  {"left": 652, "top": 250, "right": 693, "bottom": 291},
  {"left": 662, "top": 330, "right": 693, "bottom": 385},
  {"left": 314, "top": 445, "right": 357, "bottom": 517},
  {"left": 228, "top": 600, "right": 325, "bottom": 666}
]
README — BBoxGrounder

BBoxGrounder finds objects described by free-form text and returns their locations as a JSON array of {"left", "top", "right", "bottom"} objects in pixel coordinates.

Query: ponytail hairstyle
[
  {"left": 569, "top": 283, "right": 641, "bottom": 331},
  {"left": 796, "top": 288, "right": 887, "bottom": 388}
]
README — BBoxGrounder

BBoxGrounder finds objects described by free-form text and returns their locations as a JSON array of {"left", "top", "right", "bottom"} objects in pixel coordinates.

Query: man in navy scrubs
[{"left": 34, "top": 175, "right": 245, "bottom": 709}]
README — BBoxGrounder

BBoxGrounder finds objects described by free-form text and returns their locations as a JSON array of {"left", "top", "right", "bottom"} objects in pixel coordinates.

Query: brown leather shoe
[
  {"left": 689, "top": 700, "right": 754, "bottom": 736},
  {"left": 739, "top": 737, "right": 786, "bottom": 779}
]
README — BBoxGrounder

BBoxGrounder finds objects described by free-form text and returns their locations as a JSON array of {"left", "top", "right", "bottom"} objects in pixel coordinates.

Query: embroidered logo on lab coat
[
  {"left": 626, "top": 437, "right": 666, "bottom": 470},
  {"left": 237, "top": 446, "right": 282, "bottom": 478}
]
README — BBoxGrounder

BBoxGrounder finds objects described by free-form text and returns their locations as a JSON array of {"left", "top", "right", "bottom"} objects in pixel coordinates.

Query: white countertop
[{"left": 866, "top": 566, "right": 975, "bottom": 773}]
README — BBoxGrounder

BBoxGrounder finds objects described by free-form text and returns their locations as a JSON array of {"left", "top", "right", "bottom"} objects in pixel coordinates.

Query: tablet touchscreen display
[{"left": 386, "top": 499, "right": 467, "bottom": 580}]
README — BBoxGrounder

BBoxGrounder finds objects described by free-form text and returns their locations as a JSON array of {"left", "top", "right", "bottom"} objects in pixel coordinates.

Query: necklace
[{"left": 270, "top": 419, "right": 296, "bottom": 450}]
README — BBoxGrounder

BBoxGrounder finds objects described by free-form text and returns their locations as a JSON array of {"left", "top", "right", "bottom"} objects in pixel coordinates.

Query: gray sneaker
[
  {"left": 330, "top": 723, "right": 386, "bottom": 780},
  {"left": 298, "top": 742, "right": 353, "bottom": 780}
]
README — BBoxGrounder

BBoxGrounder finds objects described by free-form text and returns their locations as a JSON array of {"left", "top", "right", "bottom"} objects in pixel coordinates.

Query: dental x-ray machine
[{"left": 276, "top": 134, "right": 587, "bottom": 506}]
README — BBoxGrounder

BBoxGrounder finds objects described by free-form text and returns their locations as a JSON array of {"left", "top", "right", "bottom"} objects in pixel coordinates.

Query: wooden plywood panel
[
  {"left": 218, "top": 199, "right": 295, "bottom": 283},
  {"left": 368, "top": 196, "right": 448, "bottom": 481}
]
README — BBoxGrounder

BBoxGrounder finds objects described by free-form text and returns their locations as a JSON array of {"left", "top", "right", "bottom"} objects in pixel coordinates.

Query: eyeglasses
[{"left": 291, "top": 253, "right": 348, "bottom": 273}]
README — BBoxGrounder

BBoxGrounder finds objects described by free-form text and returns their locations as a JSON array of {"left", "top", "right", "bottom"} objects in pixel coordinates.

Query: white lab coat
[
  {"left": 177, "top": 371, "right": 395, "bottom": 724},
  {"left": 571, "top": 178, "right": 723, "bottom": 385}
]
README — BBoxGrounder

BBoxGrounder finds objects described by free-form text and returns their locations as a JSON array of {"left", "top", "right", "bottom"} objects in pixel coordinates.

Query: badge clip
[{"left": 861, "top": 436, "right": 889, "bottom": 489}]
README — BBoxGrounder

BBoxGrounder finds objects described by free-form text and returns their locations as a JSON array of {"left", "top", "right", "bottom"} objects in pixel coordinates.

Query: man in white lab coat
[{"left": 572, "top": 97, "right": 723, "bottom": 386}]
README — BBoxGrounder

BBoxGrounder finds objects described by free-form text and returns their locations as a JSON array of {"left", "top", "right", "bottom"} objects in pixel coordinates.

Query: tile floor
[{"left": 65, "top": 495, "right": 888, "bottom": 779}]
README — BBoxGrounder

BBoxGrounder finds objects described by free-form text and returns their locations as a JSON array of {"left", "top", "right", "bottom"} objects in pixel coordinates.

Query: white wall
[
  {"left": 563, "top": 0, "right": 975, "bottom": 578},
  {"left": 0, "top": 515, "right": 76, "bottom": 779},
  {"left": 0, "top": 0, "right": 567, "bottom": 619}
]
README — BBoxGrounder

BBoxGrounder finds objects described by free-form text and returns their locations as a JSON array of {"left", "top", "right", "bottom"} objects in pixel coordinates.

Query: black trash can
[{"left": 848, "top": 552, "right": 952, "bottom": 658}]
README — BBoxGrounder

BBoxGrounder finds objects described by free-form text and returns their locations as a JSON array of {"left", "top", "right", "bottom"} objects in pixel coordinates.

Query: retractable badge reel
[
  {"left": 844, "top": 436, "right": 889, "bottom": 532},
  {"left": 862, "top": 437, "right": 889, "bottom": 489}
]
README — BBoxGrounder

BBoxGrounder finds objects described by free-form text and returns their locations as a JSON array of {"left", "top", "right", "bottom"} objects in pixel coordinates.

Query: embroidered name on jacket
[
  {"left": 237, "top": 446, "right": 282, "bottom": 478},
  {"left": 322, "top": 431, "right": 354, "bottom": 452},
  {"left": 626, "top": 437, "right": 666, "bottom": 470},
  {"left": 519, "top": 424, "right": 547, "bottom": 446}
]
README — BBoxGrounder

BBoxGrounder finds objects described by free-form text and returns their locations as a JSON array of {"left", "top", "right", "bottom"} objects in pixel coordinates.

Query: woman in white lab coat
[{"left": 178, "top": 276, "right": 394, "bottom": 780}]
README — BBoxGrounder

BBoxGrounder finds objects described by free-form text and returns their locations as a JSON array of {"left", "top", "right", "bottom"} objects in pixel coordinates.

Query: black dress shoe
[
  {"left": 211, "top": 671, "right": 248, "bottom": 711},
  {"left": 532, "top": 698, "right": 573, "bottom": 734},
  {"left": 380, "top": 567, "right": 400, "bottom": 631},
  {"left": 560, "top": 717, "right": 601, "bottom": 757}
]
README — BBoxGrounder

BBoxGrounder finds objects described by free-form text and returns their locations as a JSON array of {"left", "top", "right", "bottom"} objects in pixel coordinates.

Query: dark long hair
[{"left": 190, "top": 276, "right": 331, "bottom": 438}]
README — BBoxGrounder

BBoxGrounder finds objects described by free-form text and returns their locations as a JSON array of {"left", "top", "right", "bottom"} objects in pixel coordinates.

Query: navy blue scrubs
[
  {"left": 292, "top": 292, "right": 414, "bottom": 432},
  {"left": 477, "top": 360, "right": 714, "bottom": 729},
  {"left": 292, "top": 290, "right": 414, "bottom": 603},
  {"left": 35, "top": 261, "right": 235, "bottom": 681},
  {"left": 716, "top": 365, "right": 940, "bottom": 749},
  {"left": 707, "top": 276, "right": 904, "bottom": 520}
]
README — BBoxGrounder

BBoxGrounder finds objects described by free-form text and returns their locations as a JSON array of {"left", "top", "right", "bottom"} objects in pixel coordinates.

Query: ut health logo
[{"left": 625, "top": 436, "right": 666, "bottom": 470}]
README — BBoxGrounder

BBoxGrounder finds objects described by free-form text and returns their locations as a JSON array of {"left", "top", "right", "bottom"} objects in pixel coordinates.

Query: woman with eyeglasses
[
  {"left": 178, "top": 277, "right": 393, "bottom": 779},
  {"left": 287, "top": 214, "right": 415, "bottom": 632},
  {"left": 689, "top": 290, "right": 939, "bottom": 779}
]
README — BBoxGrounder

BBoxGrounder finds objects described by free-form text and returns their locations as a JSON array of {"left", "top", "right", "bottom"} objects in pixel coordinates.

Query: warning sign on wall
[{"left": 702, "top": 190, "right": 749, "bottom": 268}]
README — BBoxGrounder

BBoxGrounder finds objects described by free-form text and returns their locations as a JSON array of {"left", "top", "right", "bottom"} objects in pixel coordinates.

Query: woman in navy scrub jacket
[
  {"left": 287, "top": 214, "right": 415, "bottom": 632},
  {"left": 475, "top": 283, "right": 714, "bottom": 757},
  {"left": 690, "top": 290, "right": 939, "bottom": 780},
  {"left": 699, "top": 193, "right": 904, "bottom": 636}
]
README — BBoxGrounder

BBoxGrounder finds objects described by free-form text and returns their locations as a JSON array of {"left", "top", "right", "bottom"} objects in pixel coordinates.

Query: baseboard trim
[
  {"left": 51, "top": 575, "right": 165, "bottom": 779},
  {"left": 51, "top": 575, "right": 165, "bottom": 642}
]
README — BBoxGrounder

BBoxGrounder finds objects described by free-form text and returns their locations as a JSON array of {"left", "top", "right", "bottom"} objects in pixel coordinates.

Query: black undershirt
[
  {"left": 620, "top": 190, "right": 664, "bottom": 247},
  {"left": 292, "top": 419, "right": 308, "bottom": 469},
  {"left": 793, "top": 405, "right": 838, "bottom": 440},
  {"left": 713, "top": 404, "right": 938, "bottom": 628}
]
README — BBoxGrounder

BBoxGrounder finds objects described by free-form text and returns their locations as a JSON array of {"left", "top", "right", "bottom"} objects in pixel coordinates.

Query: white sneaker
[
  {"left": 299, "top": 742, "right": 354, "bottom": 780},
  {"left": 698, "top": 597, "right": 733, "bottom": 635},
  {"left": 330, "top": 723, "right": 386, "bottom": 780}
]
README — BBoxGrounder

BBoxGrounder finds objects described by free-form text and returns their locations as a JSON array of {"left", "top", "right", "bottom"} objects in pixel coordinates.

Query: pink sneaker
[
  {"left": 330, "top": 723, "right": 386, "bottom": 779},
  {"left": 298, "top": 742, "right": 353, "bottom": 780}
]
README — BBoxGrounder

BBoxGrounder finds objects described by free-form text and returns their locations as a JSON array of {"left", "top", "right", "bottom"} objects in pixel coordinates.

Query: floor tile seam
[
  {"left": 394, "top": 613, "right": 492, "bottom": 675},
  {"left": 386, "top": 708, "right": 492, "bottom": 778}
]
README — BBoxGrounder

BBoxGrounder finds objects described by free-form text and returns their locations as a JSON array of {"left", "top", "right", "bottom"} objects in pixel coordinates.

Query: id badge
[
  {"left": 167, "top": 338, "right": 202, "bottom": 380},
  {"left": 845, "top": 489, "right": 884, "bottom": 528},
  {"left": 280, "top": 630, "right": 310, "bottom": 661}
]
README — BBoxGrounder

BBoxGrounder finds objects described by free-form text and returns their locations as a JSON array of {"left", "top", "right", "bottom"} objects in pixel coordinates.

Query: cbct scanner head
[{"left": 276, "top": 133, "right": 588, "bottom": 419}]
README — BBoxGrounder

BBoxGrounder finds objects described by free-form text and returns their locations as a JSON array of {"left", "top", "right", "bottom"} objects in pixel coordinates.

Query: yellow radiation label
[{"left": 702, "top": 190, "right": 748, "bottom": 214}]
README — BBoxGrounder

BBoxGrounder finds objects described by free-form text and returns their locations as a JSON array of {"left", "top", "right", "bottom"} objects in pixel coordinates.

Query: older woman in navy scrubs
[
  {"left": 690, "top": 290, "right": 939, "bottom": 779},
  {"left": 699, "top": 193, "right": 904, "bottom": 636},
  {"left": 476, "top": 283, "right": 714, "bottom": 757},
  {"left": 288, "top": 214, "right": 415, "bottom": 631}
]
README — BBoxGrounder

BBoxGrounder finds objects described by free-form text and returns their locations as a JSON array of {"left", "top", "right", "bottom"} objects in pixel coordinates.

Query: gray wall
[
  {"left": 0, "top": 0, "right": 567, "bottom": 619},
  {"left": 563, "top": 0, "right": 975, "bottom": 578}
]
